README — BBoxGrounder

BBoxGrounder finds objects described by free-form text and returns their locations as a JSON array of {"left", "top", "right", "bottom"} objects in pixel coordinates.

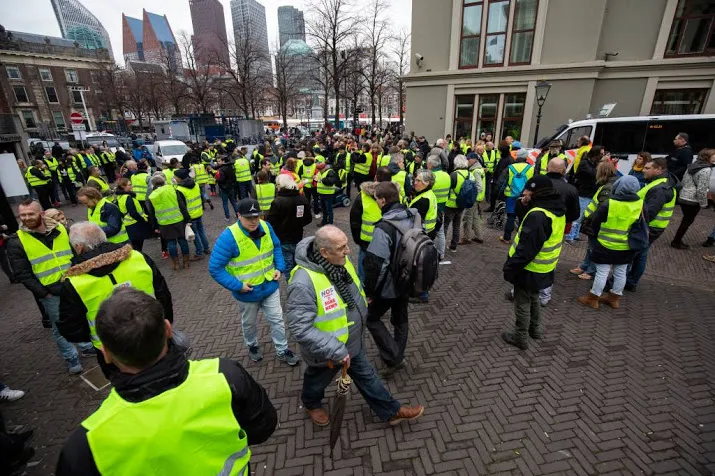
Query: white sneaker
[{"left": 0, "top": 387, "right": 25, "bottom": 402}]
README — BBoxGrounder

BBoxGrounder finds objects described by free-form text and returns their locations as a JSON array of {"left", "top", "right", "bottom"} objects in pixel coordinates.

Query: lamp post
[{"left": 532, "top": 81, "right": 551, "bottom": 147}]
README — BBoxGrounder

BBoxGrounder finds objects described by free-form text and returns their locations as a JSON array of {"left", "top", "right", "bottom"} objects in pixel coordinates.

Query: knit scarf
[{"left": 311, "top": 247, "right": 356, "bottom": 310}]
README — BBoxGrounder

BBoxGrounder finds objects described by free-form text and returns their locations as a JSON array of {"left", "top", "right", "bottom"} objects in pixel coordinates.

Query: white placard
[{"left": 0, "top": 153, "right": 29, "bottom": 197}]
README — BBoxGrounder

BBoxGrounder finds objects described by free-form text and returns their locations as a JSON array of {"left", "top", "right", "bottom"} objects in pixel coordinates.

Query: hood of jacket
[
  {"left": 294, "top": 237, "right": 323, "bottom": 274},
  {"left": 653, "top": 171, "right": 680, "bottom": 190},
  {"left": 529, "top": 190, "right": 566, "bottom": 217},
  {"left": 20, "top": 216, "right": 61, "bottom": 234},
  {"left": 359, "top": 181, "right": 378, "bottom": 198},
  {"left": 177, "top": 177, "right": 196, "bottom": 189},
  {"left": 381, "top": 202, "right": 412, "bottom": 221},
  {"left": 63, "top": 243, "right": 132, "bottom": 279},
  {"left": 387, "top": 162, "right": 401, "bottom": 175},
  {"left": 687, "top": 161, "right": 712, "bottom": 176}
]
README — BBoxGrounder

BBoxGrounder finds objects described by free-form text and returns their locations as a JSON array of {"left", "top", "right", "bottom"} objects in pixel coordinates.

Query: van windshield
[{"left": 160, "top": 144, "right": 188, "bottom": 156}]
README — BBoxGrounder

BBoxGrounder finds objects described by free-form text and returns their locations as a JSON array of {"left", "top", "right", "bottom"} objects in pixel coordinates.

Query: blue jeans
[
  {"left": 579, "top": 237, "right": 597, "bottom": 275},
  {"left": 503, "top": 197, "right": 518, "bottom": 240},
  {"left": 40, "top": 295, "right": 93, "bottom": 363},
  {"left": 237, "top": 181, "right": 253, "bottom": 200},
  {"left": 567, "top": 196, "right": 592, "bottom": 240},
  {"left": 198, "top": 183, "right": 209, "bottom": 201},
  {"left": 592, "top": 263, "right": 628, "bottom": 296},
  {"left": 301, "top": 348, "right": 401, "bottom": 421},
  {"left": 320, "top": 194, "right": 334, "bottom": 224},
  {"left": 358, "top": 248, "right": 366, "bottom": 283},
  {"left": 167, "top": 237, "right": 189, "bottom": 258},
  {"left": 220, "top": 187, "right": 239, "bottom": 219},
  {"left": 237, "top": 289, "right": 287, "bottom": 353},
  {"left": 627, "top": 241, "right": 651, "bottom": 287},
  {"left": 191, "top": 218, "right": 210, "bottom": 255},
  {"left": 281, "top": 243, "right": 297, "bottom": 279}
]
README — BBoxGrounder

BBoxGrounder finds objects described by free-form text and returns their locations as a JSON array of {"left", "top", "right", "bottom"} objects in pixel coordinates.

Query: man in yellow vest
[
  {"left": 482, "top": 141, "right": 499, "bottom": 199},
  {"left": 460, "top": 153, "right": 485, "bottom": 245},
  {"left": 426, "top": 155, "right": 450, "bottom": 258},
  {"left": 535, "top": 141, "right": 567, "bottom": 175},
  {"left": 43, "top": 150, "right": 61, "bottom": 206},
  {"left": 625, "top": 157, "right": 678, "bottom": 291},
  {"left": 352, "top": 143, "right": 374, "bottom": 190},
  {"left": 316, "top": 163, "right": 341, "bottom": 227},
  {"left": 286, "top": 225, "right": 424, "bottom": 427},
  {"left": 502, "top": 176, "right": 566, "bottom": 349},
  {"left": 234, "top": 152, "right": 253, "bottom": 200},
  {"left": 7, "top": 200, "right": 94, "bottom": 374},
  {"left": 57, "top": 221, "right": 173, "bottom": 377},
  {"left": 175, "top": 169, "right": 211, "bottom": 260},
  {"left": 99, "top": 146, "right": 116, "bottom": 183},
  {"left": 208, "top": 198, "right": 298, "bottom": 366},
  {"left": 498, "top": 148, "right": 534, "bottom": 243},
  {"left": 26, "top": 159, "right": 53, "bottom": 210},
  {"left": 56, "top": 287, "right": 277, "bottom": 475}
]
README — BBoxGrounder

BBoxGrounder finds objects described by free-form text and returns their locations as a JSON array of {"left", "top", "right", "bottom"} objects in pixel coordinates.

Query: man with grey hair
[
  {"left": 58, "top": 221, "right": 173, "bottom": 378},
  {"left": 431, "top": 143, "right": 449, "bottom": 171},
  {"left": 267, "top": 174, "right": 312, "bottom": 277},
  {"left": 286, "top": 225, "right": 424, "bottom": 426}
]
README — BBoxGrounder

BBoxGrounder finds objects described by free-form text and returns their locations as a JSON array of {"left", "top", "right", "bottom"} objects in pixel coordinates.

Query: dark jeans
[
  {"left": 191, "top": 217, "right": 210, "bottom": 255},
  {"left": 61, "top": 179, "right": 77, "bottom": 204},
  {"left": 167, "top": 238, "right": 189, "bottom": 258},
  {"left": 672, "top": 202, "right": 701, "bottom": 244},
  {"left": 220, "top": 187, "right": 239, "bottom": 219},
  {"left": 104, "top": 163, "right": 116, "bottom": 183},
  {"left": 35, "top": 185, "right": 52, "bottom": 210},
  {"left": 319, "top": 194, "right": 334, "bottom": 224},
  {"left": 366, "top": 296, "right": 409, "bottom": 367},
  {"left": 627, "top": 241, "right": 651, "bottom": 287},
  {"left": 443, "top": 207, "right": 463, "bottom": 247},
  {"left": 304, "top": 187, "right": 320, "bottom": 214},
  {"left": 281, "top": 243, "right": 297, "bottom": 279},
  {"left": 353, "top": 173, "right": 370, "bottom": 192},
  {"left": 345, "top": 173, "right": 353, "bottom": 198},
  {"left": 484, "top": 172, "right": 493, "bottom": 202},
  {"left": 301, "top": 348, "right": 401, "bottom": 421},
  {"left": 237, "top": 181, "right": 253, "bottom": 201},
  {"left": 579, "top": 236, "right": 597, "bottom": 275},
  {"left": 49, "top": 176, "right": 60, "bottom": 203},
  {"left": 513, "top": 284, "right": 540, "bottom": 342},
  {"left": 131, "top": 239, "right": 144, "bottom": 252}
]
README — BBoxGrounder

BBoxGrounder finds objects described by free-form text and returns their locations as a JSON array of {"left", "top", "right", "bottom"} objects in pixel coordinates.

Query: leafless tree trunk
[
  {"left": 271, "top": 42, "right": 303, "bottom": 129},
  {"left": 392, "top": 30, "right": 410, "bottom": 127},
  {"left": 178, "top": 31, "right": 215, "bottom": 115},
  {"left": 358, "top": 0, "right": 391, "bottom": 127}
]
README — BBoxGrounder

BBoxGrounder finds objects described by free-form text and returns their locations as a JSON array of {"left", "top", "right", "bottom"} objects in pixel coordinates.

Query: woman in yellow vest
[
  {"left": 578, "top": 176, "right": 643, "bottom": 310},
  {"left": 255, "top": 170, "right": 276, "bottom": 213},
  {"left": 114, "top": 178, "right": 151, "bottom": 251},
  {"left": 147, "top": 173, "right": 192, "bottom": 270},
  {"left": 175, "top": 169, "right": 211, "bottom": 260},
  {"left": 86, "top": 167, "right": 110, "bottom": 195},
  {"left": 77, "top": 186, "right": 129, "bottom": 244}
]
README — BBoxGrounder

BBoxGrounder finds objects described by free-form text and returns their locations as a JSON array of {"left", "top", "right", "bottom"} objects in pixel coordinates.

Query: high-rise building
[
  {"left": 230, "top": 0, "right": 270, "bottom": 73},
  {"left": 277, "top": 6, "right": 306, "bottom": 47},
  {"left": 50, "top": 0, "right": 113, "bottom": 60},
  {"left": 189, "top": 0, "right": 230, "bottom": 67},
  {"left": 122, "top": 10, "right": 182, "bottom": 72}
]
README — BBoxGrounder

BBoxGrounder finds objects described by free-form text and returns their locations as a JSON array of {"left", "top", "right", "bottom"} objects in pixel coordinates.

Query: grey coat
[{"left": 286, "top": 237, "right": 368, "bottom": 368}]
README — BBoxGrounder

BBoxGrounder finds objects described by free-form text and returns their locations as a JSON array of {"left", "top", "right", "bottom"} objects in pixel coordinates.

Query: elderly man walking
[{"left": 286, "top": 225, "right": 424, "bottom": 427}]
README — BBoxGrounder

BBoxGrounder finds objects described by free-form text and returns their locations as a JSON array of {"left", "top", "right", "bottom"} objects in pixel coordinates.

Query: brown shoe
[
  {"left": 577, "top": 292, "right": 599, "bottom": 309},
  {"left": 182, "top": 255, "right": 190, "bottom": 269},
  {"left": 389, "top": 405, "right": 424, "bottom": 426},
  {"left": 599, "top": 292, "right": 620, "bottom": 309},
  {"left": 189, "top": 254, "right": 204, "bottom": 261},
  {"left": 306, "top": 407, "right": 330, "bottom": 427},
  {"left": 569, "top": 267, "right": 583, "bottom": 275},
  {"left": 171, "top": 257, "right": 180, "bottom": 271},
  {"left": 577, "top": 273, "right": 593, "bottom": 280}
]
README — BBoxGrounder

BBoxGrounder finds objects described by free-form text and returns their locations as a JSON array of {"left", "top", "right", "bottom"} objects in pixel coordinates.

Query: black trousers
[
  {"left": 61, "top": 179, "right": 77, "bottom": 204},
  {"left": 304, "top": 186, "right": 320, "bottom": 214},
  {"left": 366, "top": 296, "right": 410, "bottom": 367},
  {"left": 34, "top": 185, "right": 52, "bottom": 210},
  {"left": 672, "top": 202, "right": 701, "bottom": 244},
  {"left": 0, "top": 242, "right": 12, "bottom": 283}
]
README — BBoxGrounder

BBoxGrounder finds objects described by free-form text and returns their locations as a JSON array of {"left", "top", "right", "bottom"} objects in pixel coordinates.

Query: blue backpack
[
  {"left": 508, "top": 164, "right": 532, "bottom": 196},
  {"left": 455, "top": 170, "right": 477, "bottom": 208}
]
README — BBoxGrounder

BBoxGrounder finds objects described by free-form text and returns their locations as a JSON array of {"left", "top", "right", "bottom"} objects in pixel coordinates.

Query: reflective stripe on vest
[
  {"left": 446, "top": 169, "right": 469, "bottom": 208},
  {"left": 481, "top": 150, "right": 498, "bottom": 173},
  {"left": 409, "top": 190, "right": 438, "bottom": 233},
  {"left": 539, "top": 153, "right": 566, "bottom": 175},
  {"left": 82, "top": 358, "right": 250, "bottom": 476},
  {"left": 88, "top": 198, "right": 129, "bottom": 244},
  {"left": 131, "top": 173, "right": 149, "bottom": 201},
  {"left": 377, "top": 154, "right": 391, "bottom": 168},
  {"left": 270, "top": 158, "right": 282, "bottom": 176},
  {"left": 16, "top": 224, "right": 73, "bottom": 285},
  {"left": 226, "top": 221, "right": 275, "bottom": 285},
  {"left": 433, "top": 170, "right": 451, "bottom": 204},
  {"left": 255, "top": 183, "right": 275, "bottom": 212},
  {"left": 234, "top": 159, "right": 251, "bottom": 182},
  {"left": 637, "top": 178, "right": 676, "bottom": 229},
  {"left": 44, "top": 157, "right": 59, "bottom": 172},
  {"left": 88, "top": 176, "right": 109, "bottom": 193},
  {"left": 509, "top": 207, "right": 565, "bottom": 273},
  {"left": 177, "top": 184, "right": 203, "bottom": 219},
  {"left": 301, "top": 163, "right": 316, "bottom": 188},
  {"left": 117, "top": 194, "right": 147, "bottom": 227},
  {"left": 289, "top": 258, "right": 365, "bottom": 344},
  {"left": 317, "top": 170, "right": 335, "bottom": 195},
  {"left": 360, "top": 191, "right": 382, "bottom": 242},
  {"left": 473, "top": 167, "right": 486, "bottom": 202},
  {"left": 192, "top": 164, "right": 209, "bottom": 184},
  {"left": 583, "top": 185, "right": 605, "bottom": 220},
  {"left": 68, "top": 250, "right": 154, "bottom": 348},
  {"left": 392, "top": 171, "right": 407, "bottom": 203},
  {"left": 149, "top": 185, "right": 184, "bottom": 226},
  {"left": 597, "top": 198, "right": 643, "bottom": 251},
  {"left": 354, "top": 152, "right": 372, "bottom": 175},
  {"left": 26, "top": 167, "right": 51, "bottom": 187}
]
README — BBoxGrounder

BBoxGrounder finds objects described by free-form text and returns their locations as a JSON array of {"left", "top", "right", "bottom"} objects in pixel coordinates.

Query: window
[
  {"left": 484, "top": 0, "right": 510, "bottom": 65},
  {"left": 593, "top": 121, "right": 648, "bottom": 155},
  {"left": 45, "top": 87, "right": 59, "bottom": 103},
  {"left": 13, "top": 86, "right": 29, "bottom": 103},
  {"left": 476, "top": 95, "right": 498, "bottom": 136},
  {"left": 500, "top": 93, "right": 526, "bottom": 140},
  {"left": 454, "top": 95, "right": 475, "bottom": 139},
  {"left": 52, "top": 111, "right": 66, "bottom": 129},
  {"left": 650, "top": 88, "right": 708, "bottom": 115},
  {"left": 72, "top": 90, "right": 84, "bottom": 103},
  {"left": 39, "top": 68, "right": 53, "bottom": 81},
  {"left": 21, "top": 111, "right": 36, "bottom": 128},
  {"left": 644, "top": 118, "right": 715, "bottom": 154},
  {"left": 6, "top": 66, "right": 21, "bottom": 79},
  {"left": 65, "top": 69, "right": 79, "bottom": 83},
  {"left": 509, "top": 0, "right": 538, "bottom": 64},
  {"left": 560, "top": 126, "right": 593, "bottom": 149},
  {"left": 665, "top": 0, "right": 715, "bottom": 57},
  {"left": 459, "top": 1, "right": 483, "bottom": 68},
  {"left": 90, "top": 71, "right": 98, "bottom": 83}
]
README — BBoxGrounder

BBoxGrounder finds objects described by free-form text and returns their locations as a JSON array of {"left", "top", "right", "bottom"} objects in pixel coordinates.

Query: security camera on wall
[{"left": 415, "top": 53, "right": 424, "bottom": 67}]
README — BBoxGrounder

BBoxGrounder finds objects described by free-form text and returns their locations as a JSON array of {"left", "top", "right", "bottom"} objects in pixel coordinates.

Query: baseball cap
[
  {"left": 238, "top": 198, "right": 261, "bottom": 217},
  {"left": 524, "top": 175, "right": 553, "bottom": 193}
]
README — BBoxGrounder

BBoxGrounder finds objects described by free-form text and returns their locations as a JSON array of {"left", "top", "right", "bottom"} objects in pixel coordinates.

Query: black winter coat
[
  {"left": 266, "top": 189, "right": 312, "bottom": 244},
  {"left": 669, "top": 145, "right": 694, "bottom": 181},
  {"left": 573, "top": 157, "right": 598, "bottom": 197},
  {"left": 56, "top": 345, "right": 277, "bottom": 476},
  {"left": 546, "top": 172, "right": 581, "bottom": 224},
  {"left": 641, "top": 172, "right": 679, "bottom": 242},
  {"left": 503, "top": 192, "right": 566, "bottom": 292}
]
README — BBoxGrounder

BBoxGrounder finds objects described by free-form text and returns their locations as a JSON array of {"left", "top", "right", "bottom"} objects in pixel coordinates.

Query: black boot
[
  {"left": 703, "top": 237, "right": 715, "bottom": 248},
  {"left": 502, "top": 332, "right": 528, "bottom": 350}
]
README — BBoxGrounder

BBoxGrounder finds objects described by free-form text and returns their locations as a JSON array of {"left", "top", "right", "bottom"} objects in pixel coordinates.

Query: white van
[{"left": 151, "top": 140, "right": 188, "bottom": 165}]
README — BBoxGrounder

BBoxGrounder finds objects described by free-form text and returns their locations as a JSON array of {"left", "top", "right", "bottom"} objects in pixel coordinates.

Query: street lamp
[{"left": 532, "top": 81, "right": 551, "bottom": 147}]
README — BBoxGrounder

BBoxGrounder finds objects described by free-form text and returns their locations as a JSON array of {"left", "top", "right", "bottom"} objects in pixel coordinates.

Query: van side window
[
  {"left": 561, "top": 126, "right": 592, "bottom": 149},
  {"left": 593, "top": 122, "right": 648, "bottom": 155},
  {"left": 645, "top": 119, "right": 714, "bottom": 155}
]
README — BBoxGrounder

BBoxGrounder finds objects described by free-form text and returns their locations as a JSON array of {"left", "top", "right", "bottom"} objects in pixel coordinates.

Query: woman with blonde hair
[{"left": 77, "top": 186, "right": 128, "bottom": 244}]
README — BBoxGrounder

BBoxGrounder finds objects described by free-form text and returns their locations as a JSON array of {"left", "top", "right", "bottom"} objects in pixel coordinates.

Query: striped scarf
[{"left": 311, "top": 247, "right": 356, "bottom": 310}]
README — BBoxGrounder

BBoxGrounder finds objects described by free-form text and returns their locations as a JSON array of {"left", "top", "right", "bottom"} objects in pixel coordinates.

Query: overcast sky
[{"left": 0, "top": 0, "right": 412, "bottom": 65}]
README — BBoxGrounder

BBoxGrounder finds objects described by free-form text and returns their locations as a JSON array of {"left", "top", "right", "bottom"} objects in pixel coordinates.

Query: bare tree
[
  {"left": 343, "top": 38, "right": 366, "bottom": 125},
  {"left": 143, "top": 70, "right": 166, "bottom": 124},
  {"left": 124, "top": 72, "right": 148, "bottom": 129},
  {"left": 178, "top": 31, "right": 215, "bottom": 115},
  {"left": 358, "top": 0, "right": 391, "bottom": 126},
  {"left": 159, "top": 48, "right": 189, "bottom": 116},
  {"left": 375, "top": 60, "right": 391, "bottom": 128},
  {"left": 96, "top": 63, "right": 127, "bottom": 129},
  {"left": 307, "top": 0, "right": 355, "bottom": 129},
  {"left": 392, "top": 30, "right": 410, "bottom": 127},
  {"left": 271, "top": 42, "right": 303, "bottom": 128},
  {"left": 308, "top": 47, "right": 332, "bottom": 122}
]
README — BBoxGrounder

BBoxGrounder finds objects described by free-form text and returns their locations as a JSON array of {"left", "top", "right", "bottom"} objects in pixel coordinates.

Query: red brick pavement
[{"left": 0, "top": 199, "right": 714, "bottom": 475}]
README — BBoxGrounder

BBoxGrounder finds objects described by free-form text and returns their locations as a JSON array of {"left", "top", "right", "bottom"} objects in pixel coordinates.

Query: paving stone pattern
[{"left": 1, "top": 200, "right": 714, "bottom": 475}]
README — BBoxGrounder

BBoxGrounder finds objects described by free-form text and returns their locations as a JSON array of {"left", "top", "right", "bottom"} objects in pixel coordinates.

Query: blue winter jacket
[{"left": 209, "top": 221, "right": 285, "bottom": 302}]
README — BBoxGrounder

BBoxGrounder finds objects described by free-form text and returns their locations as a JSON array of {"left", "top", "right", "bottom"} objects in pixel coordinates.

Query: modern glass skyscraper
[
  {"left": 278, "top": 6, "right": 306, "bottom": 47},
  {"left": 230, "top": 0, "right": 270, "bottom": 73},
  {"left": 189, "top": 0, "right": 230, "bottom": 67},
  {"left": 50, "top": 0, "right": 113, "bottom": 60}
]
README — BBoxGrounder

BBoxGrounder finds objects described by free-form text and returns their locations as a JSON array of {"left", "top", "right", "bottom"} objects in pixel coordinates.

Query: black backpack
[{"left": 380, "top": 211, "right": 439, "bottom": 296}]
